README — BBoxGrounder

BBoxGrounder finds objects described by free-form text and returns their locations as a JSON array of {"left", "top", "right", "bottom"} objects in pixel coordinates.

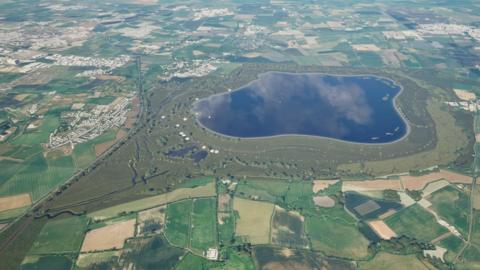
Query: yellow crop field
[{"left": 233, "top": 197, "right": 274, "bottom": 245}]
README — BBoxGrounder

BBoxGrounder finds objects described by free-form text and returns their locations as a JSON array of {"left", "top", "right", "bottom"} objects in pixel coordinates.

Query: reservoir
[{"left": 193, "top": 72, "right": 407, "bottom": 143}]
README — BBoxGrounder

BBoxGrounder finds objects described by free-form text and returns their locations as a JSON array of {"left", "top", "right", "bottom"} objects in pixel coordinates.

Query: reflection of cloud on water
[
  {"left": 195, "top": 72, "right": 376, "bottom": 138},
  {"left": 194, "top": 93, "right": 231, "bottom": 119},
  {"left": 250, "top": 72, "right": 373, "bottom": 125},
  {"left": 307, "top": 75, "right": 373, "bottom": 125}
]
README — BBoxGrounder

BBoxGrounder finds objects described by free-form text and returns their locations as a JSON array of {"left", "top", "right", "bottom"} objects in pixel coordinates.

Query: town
[{"left": 48, "top": 95, "right": 133, "bottom": 150}]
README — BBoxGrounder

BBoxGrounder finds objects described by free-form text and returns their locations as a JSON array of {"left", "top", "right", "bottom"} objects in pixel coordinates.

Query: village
[{"left": 48, "top": 95, "right": 133, "bottom": 150}]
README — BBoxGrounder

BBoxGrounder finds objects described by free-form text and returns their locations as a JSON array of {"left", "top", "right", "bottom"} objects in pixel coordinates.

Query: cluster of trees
[
  {"left": 368, "top": 236, "right": 453, "bottom": 269},
  {"left": 383, "top": 189, "right": 401, "bottom": 202}
]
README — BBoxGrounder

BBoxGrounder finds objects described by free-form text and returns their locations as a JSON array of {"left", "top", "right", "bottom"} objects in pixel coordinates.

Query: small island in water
[{"left": 193, "top": 72, "right": 407, "bottom": 143}]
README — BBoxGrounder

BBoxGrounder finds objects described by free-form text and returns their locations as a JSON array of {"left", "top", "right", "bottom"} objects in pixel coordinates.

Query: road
[
  {"left": 0, "top": 55, "right": 146, "bottom": 254},
  {"left": 454, "top": 110, "right": 479, "bottom": 263}
]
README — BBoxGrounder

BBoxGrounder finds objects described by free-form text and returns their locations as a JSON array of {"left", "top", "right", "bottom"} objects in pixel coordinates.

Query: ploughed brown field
[
  {"left": 342, "top": 179, "right": 402, "bottom": 192},
  {"left": 400, "top": 170, "right": 471, "bottom": 190},
  {"left": 80, "top": 219, "right": 135, "bottom": 252},
  {"left": 368, "top": 220, "right": 397, "bottom": 240},
  {"left": 0, "top": 193, "right": 31, "bottom": 212}
]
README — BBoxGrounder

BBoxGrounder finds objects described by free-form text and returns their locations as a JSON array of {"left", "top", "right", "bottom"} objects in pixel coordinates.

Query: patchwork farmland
[{"left": 0, "top": 2, "right": 479, "bottom": 267}]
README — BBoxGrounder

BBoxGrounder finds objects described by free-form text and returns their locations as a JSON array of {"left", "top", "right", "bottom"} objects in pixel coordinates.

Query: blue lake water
[{"left": 193, "top": 72, "right": 407, "bottom": 143}]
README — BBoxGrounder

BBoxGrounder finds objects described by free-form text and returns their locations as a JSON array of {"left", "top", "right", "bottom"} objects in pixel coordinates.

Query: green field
[
  {"left": 0, "top": 159, "right": 25, "bottom": 186},
  {"left": 72, "top": 129, "right": 118, "bottom": 169},
  {"left": 4, "top": 144, "right": 42, "bottom": 160},
  {"left": 359, "top": 252, "right": 430, "bottom": 270},
  {"left": 439, "top": 234, "right": 464, "bottom": 253},
  {"left": 72, "top": 141, "right": 97, "bottom": 169},
  {"left": 75, "top": 251, "right": 120, "bottom": 269},
  {"left": 0, "top": 206, "right": 29, "bottom": 222},
  {"left": 218, "top": 212, "right": 235, "bottom": 244},
  {"left": 179, "top": 177, "right": 214, "bottom": 188},
  {"left": 439, "top": 235, "right": 465, "bottom": 262},
  {"left": 235, "top": 179, "right": 315, "bottom": 209},
  {"left": 0, "top": 154, "right": 75, "bottom": 201},
  {"left": 11, "top": 116, "right": 59, "bottom": 146},
  {"left": 0, "top": 72, "right": 21, "bottom": 83},
  {"left": 87, "top": 95, "right": 116, "bottom": 105},
  {"left": 175, "top": 252, "right": 222, "bottom": 270},
  {"left": 191, "top": 198, "right": 217, "bottom": 252},
  {"left": 356, "top": 51, "right": 384, "bottom": 68},
  {"left": 28, "top": 216, "right": 88, "bottom": 254},
  {"left": 253, "top": 245, "right": 355, "bottom": 270},
  {"left": 271, "top": 207, "right": 308, "bottom": 248},
  {"left": 165, "top": 200, "right": 192, "bottom": 248},
  {"left": 121, "top": 236, "right": 185, "bottom": 270},
  {"left": 385, "top": 204, "right": 449, "bottom": 242},
  {"left": 21, "top": 255, "right": 73, "bottom": 270},
  {"left": 471, "top": 210, "right": 480, "bottom": 247},
  {"left": 305, "top": 206, "right": 370, "bottom": 259},
  {"left": 217, "top": 249, "right": 255, "bottom": 270},
  {"left": 89, "top": 129, "right": 117, "bottom": 145},
  {"left": 89, "top": 181, "right": 216, "bottom": 220},
  {"left": 62, "top": 34, "right": 131, "bottom": 58},
  {"left": 457, "top": 245, "right": 480, "bottom": 270},
  {"left": 285, "top": 181, "right": 315, "bottom": 209},
  {"left": 236, "top": 179, "right": 289, "bottom": 204},
  {"left": 429, "top": 186, "right": 469, "bottom": 236},
  {"left": 87, "top": 213, "right": 136, "bottom": 231}
]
